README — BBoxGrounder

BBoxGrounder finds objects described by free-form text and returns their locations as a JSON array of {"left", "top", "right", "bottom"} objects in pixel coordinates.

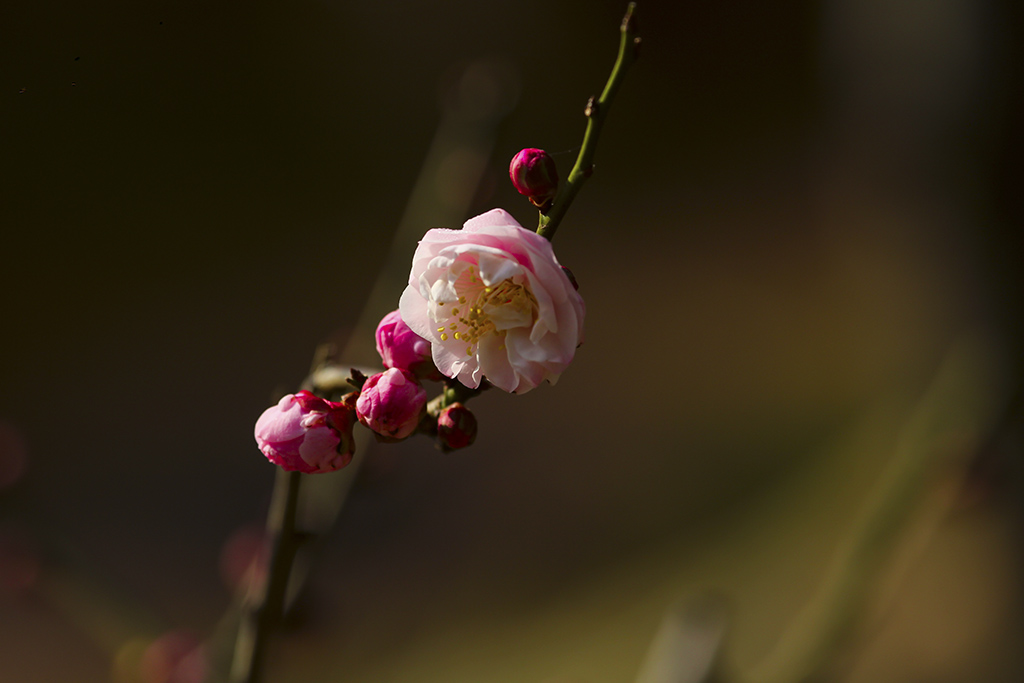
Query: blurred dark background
[{"left": 2, "top": 1, "right": 1022, "bottom": 681}]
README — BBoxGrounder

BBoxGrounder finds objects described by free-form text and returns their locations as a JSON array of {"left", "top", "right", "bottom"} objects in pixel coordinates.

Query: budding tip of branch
[
  {"left": 584, "top": 95, "right": 599, "bottom": 118},
  {"left": 621, "top": 3, "right": 637, "bottom": 31}
]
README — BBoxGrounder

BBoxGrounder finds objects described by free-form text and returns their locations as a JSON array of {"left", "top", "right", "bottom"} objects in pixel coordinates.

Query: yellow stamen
[{"left": 434, "top": 276, "right": 539, "bottom": 356}]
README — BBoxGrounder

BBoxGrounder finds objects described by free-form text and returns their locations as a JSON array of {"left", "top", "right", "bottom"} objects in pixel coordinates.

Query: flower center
[{"left": 434, "top": 265, "right": 538, "bottom": 357}]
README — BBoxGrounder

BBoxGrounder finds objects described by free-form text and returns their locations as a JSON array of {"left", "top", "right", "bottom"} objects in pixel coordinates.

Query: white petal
[
  {"left": 476, "top": 251, "right": 523, "bottom": 286},
  {"left": 476, "top": 333, "right": 517, "bottom": 393},
  {"left": 432, "top": 343, "right": 481, "bottom": 388},
  {"left": 399, "top": 286, "right": 436, "bottom": 341}
]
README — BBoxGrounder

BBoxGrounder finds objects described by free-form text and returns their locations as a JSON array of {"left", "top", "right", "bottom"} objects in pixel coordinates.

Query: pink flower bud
[
  {"left": 436, "top": 402, "right": 478, "bottom": 451},
  {"left": 254, "top": 391, "right": 356, "bottom": 473},
  {"left": 375, "top": 309, "right": 438, "bottom": 379},
  {"left": 509, "top": 148, "right": 558, "bottom": 206},
  {"left": 356, "top": 368, "right": 427, "bottom": 441}
]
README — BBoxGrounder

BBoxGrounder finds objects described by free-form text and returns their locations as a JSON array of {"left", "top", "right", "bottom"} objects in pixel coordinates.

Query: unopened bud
[
  {"left": 254, "top": 391, "right": 356, "bottom": 473},
  {"left": 375, "top": 309, "right": 440, "bottom": 380},
  {"left": 509, "top": 148, "right": 558, "bottom": 207},
  {"left": 437, "top": 402, "right": 478, "bottom": 451},
  {"left": 356, "top": 368, "right": 427, "bottom": 441}
]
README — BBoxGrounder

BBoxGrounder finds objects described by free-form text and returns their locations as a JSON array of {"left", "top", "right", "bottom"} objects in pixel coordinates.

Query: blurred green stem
[
  {"left": 537, "top": 2, "right": 640, "bottom": 242},
  {"left": 738, "top": 336, "right": 998, "bottom": 683},
  {"left": 229, "top": 469, "right": 302, "bottom": 683},
  {"left": 635, "top": 335, "right": 1004, "bottom": 683}
]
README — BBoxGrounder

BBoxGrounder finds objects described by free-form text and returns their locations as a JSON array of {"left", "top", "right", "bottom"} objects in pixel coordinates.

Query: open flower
[
  {"left": 399, "top": 208, "right": 585, "bottom": 393},
  {"left": 254, "top": 391, "right": 356, "bottom": 473}
]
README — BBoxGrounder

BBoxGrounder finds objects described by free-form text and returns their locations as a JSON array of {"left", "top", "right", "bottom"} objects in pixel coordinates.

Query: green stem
[
  {"left": 424, "top": 380, "right": 488, "bottom": 421},
  {"left": 229, "top": 469, "right": 303, "bottom": 683},
  {"left": 537, "top": 2, "right": 640, "bottom": 242}
]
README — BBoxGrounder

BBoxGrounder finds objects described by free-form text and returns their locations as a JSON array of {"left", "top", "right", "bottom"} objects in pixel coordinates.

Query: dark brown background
[{"left": 2, "top": 1, "right": 1022, "bottom": 681}]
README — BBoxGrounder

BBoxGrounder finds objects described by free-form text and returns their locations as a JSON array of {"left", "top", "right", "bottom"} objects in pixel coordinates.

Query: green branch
[
  {"left": 229, "top": 469, "right": 303, "bottom": 683},
  {"left": 537, "top": 2, "right": 640, "bottom": 241}
]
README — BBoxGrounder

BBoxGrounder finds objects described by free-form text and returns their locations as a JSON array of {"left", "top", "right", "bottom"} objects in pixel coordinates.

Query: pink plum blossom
[
  {"left": 374, "top": 309, "right": 438, "bottom": 378},
  {"left": 355, "top": 368, "right": 428, "bottom": 440},
  {"left": 254, "top": 391, "right": 356, "bottom": 473},
  {"left": 399, "top": 208, "right": 585, "bottom": 393}
]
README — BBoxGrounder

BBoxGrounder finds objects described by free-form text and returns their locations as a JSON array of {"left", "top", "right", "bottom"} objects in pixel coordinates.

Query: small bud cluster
[{"left": 255, "top": 309, "right": 481, "bottom": 473}]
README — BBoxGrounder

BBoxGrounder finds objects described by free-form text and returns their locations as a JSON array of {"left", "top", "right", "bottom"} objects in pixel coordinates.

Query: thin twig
[
  {"left": 230, "top": 469, "right": 302, "bottom": 683},
  {"left": 537, "top": 2, "right": 640, "bottom": 241}
]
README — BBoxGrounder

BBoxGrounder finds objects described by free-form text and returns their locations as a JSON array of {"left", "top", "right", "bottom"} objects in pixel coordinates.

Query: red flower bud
[
  {"left": 375, "top": 309, "right": 440, "bottom": 380},
  {"left": 436, "top": 402, "right": 478, "bottom": 451},
  {"left": 509, "top": 148, "right": 558, "bottom": 207}
]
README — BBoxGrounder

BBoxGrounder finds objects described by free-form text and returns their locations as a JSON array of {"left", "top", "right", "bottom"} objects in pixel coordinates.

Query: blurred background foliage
[{"left": 1, "top": 0, "right": 1022, "bottom": 681}]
